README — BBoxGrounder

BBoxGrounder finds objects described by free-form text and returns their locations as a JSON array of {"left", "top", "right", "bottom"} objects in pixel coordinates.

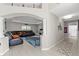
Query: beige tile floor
[{"left": 3, "top": 37, "right": 79, "bottom": 56}]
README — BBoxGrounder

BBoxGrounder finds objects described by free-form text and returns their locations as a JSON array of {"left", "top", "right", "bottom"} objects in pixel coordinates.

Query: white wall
[
  {"left": 6, "top": 22, "right": 23, "bottom": 31},
  {"left": 41, "top": 13, "right": 64, "bottom": 50},
  {"left": 0, "top": 17, "right": 4, "bottom": 38}
]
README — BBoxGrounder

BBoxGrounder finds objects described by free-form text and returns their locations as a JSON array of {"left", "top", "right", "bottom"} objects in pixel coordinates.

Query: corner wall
[{"left": 41, "top": 13, "right": 64, "bottom": 50}]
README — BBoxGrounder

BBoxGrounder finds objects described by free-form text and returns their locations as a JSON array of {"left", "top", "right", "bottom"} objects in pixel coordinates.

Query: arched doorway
[{"left": 2, "top": 13, "right": 44, "bottom": 50}]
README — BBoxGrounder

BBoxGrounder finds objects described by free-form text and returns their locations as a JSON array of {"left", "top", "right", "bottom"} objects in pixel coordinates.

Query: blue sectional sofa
[
  {"left": 9, "top": 38, "right": 23, "bottom": 46},
  {"left": 21, "top": 36, "right": 40, "bottom": 47},
  {"left": 5, "top": 31, "right": 40, "bottom": 47}
]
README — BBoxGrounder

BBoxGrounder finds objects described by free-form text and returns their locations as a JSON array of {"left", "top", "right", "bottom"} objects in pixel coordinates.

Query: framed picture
[{"left": 64, "top": 27, "right": 68, "bottom": 33}]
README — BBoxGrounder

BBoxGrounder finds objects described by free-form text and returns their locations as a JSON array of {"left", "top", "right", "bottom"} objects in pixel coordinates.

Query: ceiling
[
  {"left": 6, "top": 16, "right": 42, "bottom": 24},
  {"left": 51, "top": 3, "right": 79, "bottom": 19}
]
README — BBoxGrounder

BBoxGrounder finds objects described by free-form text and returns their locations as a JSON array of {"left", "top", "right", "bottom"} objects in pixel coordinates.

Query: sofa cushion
[
  {"left": 9, "top": 38, "right": 23, "bottom": 46},
  {"left": 12, "top": 35, "right": 20, "bottom": 39}
]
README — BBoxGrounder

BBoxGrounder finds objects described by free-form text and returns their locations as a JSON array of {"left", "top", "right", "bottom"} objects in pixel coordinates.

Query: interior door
[{"left": 68, "top": 24, "right": 78, "bottom": 37}]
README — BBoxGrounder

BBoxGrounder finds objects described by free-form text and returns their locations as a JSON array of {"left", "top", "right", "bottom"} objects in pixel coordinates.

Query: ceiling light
[{"left": 63, "top": 14, "right": 74, "bottom": 19}]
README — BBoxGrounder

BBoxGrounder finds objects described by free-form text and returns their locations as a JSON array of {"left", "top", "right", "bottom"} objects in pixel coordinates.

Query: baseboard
[
  {"left": 0, "top": 48, "right": 9, "bottom": 56},
  {"left": 42, "top": 38, "right": 64, "bottom": 51}
]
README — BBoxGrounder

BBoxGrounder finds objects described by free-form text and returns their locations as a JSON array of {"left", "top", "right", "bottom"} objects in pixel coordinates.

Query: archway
[{"left": 2, "top": 13, "right": 44, "bottom": 49}]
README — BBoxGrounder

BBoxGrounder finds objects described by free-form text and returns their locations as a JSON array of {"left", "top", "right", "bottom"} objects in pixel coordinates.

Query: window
[
  {"left": 26, "top": 25, "right": 32, "bottom": 30},
  {"left": 22, "top": 25, "right": 32, "bottom": 30},
  {"left": 22, "top": 25, "right": 27, "bottom": 30}
]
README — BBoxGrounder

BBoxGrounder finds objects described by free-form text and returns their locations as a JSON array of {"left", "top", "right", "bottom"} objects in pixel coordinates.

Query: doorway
[{"left": 68, "top": 24, "right": 78, "bottom": 37}]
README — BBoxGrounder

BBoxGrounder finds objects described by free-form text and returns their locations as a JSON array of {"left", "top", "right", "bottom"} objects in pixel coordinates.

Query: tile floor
[{"left": 4, "top": 37, "right": 79, "bottom": 56}]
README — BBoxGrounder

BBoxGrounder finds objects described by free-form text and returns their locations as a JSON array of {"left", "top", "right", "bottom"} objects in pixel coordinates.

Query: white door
[{"left": 68, "top": 25, "right": 78, "bottom": 37}]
